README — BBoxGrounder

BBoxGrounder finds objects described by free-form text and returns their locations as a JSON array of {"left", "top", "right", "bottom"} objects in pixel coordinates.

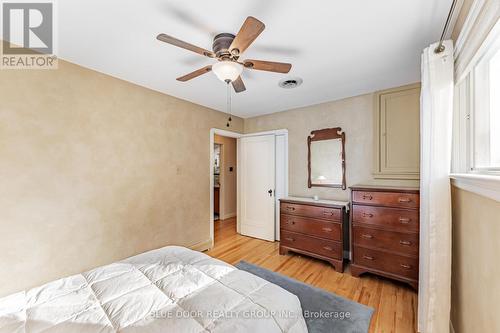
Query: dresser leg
[
  {"left": 328, "top": 259, "right": 344, "bottom": 273},
  {"left": 407, "top": 281, "right": 418, "bottom": 291},
  {"left": 279, "top": 246, "right": 289, "bottom": 256},
  {"left": 350, "top": 264, "right": 366, "bottom": 278}
]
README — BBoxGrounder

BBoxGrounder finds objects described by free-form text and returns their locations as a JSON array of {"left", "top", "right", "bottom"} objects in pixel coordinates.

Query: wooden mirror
[{"left": 307, "top": 127, "right": 346, "bottom": 190}]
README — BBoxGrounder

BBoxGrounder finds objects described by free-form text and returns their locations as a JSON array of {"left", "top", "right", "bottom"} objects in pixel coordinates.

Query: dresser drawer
[
  {"left": 353, "top": 226, "right": 418, "bottom": 256},
  {"left": 352, "top": 205, "right": 419, "bottom": 232},
  {"left": 281, "top": 214, "right": 341, "bottom": 241},
  {"left": 353, "top": 246, "right": 418, "bottom": 280},
  {"left": 352, "top": 191, "right": 419, "bottom": 209},
  {"left": 280, "top": 202, "right": 341, "bottom": 221},
  {"left": 280, "top": 230, "right": 342, "bottom": 259}
]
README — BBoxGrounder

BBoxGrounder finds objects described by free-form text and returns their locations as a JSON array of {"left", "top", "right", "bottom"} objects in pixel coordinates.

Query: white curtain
[{"left": 418, "top": 40, "right": 454, "bottom": 333}]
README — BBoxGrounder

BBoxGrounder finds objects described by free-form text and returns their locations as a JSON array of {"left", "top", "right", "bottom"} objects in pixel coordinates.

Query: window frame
[
  {"left": 453, "top": 17, "right": 500, "bottom": 176},
  {"left": 451, "top": 7, "right": 500, "bottom": 203}
]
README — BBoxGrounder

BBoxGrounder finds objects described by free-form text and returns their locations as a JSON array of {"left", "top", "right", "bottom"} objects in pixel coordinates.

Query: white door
[{"left": 239, "top": 135, "right": 275, "bottom": 241}]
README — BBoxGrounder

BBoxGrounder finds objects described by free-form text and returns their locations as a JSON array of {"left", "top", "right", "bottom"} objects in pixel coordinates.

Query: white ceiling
[{"left": 59, "top": 0, "right": 453, "bottom": 118}]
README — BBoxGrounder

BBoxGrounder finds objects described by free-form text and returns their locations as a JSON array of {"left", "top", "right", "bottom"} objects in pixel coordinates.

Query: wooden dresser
[
  {"left": 279, "top": 197, "right": 348, "bottom": 272},
  {"left": 350, "top": 185, "right": 420, "bottom": 289}
]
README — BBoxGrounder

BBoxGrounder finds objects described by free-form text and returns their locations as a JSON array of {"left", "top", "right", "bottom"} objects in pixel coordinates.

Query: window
[
  {"left": 472, "top": 45, "right": 500, "bottom": 171},
  {"left": 488, "top": 49, "right": 500, "bottom": 167},
  {"left": 454, "top": 19, "right": 500, "bottom": 175},
  {"left": 451, "top": 3, "right": 500, "bottom": 202}
]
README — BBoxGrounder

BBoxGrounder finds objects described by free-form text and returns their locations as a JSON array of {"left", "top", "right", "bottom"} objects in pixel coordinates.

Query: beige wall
[
  {"left": 0, "top": 59, "right": 243, "bottom": 297},
  {"left": 244, "top": 93, "right": 418, "bottom": 202},
  {"left": 451, "top": 187, "right": 500, "bottom": 333},
  {"left": 214, "top": 135, "right": 237, "bottom": 219}
]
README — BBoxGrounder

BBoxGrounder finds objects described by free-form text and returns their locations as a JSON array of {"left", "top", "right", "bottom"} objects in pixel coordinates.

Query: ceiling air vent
[{"left": 279, "top": 77, "right": 303, "bottom": 89}]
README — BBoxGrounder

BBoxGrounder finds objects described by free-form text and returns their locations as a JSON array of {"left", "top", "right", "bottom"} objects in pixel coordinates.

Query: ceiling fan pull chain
[{"left": 226, "top": 81, "right": 232, "bottom": 127}]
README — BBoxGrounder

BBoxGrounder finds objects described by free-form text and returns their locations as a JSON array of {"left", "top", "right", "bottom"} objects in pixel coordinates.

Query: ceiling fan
[{"left": 156, "top": 16, "right": 292, "bottom": 93}]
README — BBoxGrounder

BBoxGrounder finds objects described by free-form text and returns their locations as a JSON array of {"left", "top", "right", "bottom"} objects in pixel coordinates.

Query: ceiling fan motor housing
[{"left": 213, "top": 33, "right": 236, "bottom": 59}]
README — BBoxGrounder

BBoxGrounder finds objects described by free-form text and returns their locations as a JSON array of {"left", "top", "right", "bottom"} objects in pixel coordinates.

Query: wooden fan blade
[
  {"left": 157, "top": 33, "right": 215, "bottom": 58},
  {"left": 176, "top": 65, "right": 212, "bottom": 82},
  {"left": 229, "top": 17, "right": 265, "bottom": 56},
  {"left": 243, "top": 59, "right": 292, "bottom": 73},
  {"left": 232, "top": 76, "right": 246, "bottom": 93}
]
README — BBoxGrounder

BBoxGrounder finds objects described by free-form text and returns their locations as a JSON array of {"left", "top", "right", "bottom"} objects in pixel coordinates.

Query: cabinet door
[{"left": 374, "top": 84, "right": 420, "bottom": 179}]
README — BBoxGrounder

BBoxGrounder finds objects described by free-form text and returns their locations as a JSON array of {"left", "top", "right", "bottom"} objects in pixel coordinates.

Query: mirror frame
[{"left": 307, "top": 127, "right": 346, "bottom": 190}]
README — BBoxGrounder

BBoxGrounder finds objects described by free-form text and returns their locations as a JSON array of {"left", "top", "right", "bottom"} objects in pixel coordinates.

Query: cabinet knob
[
  {"left": 286, "top": 206, "right": 295, "bottom": 211},
  {"left": 323, "top": 210, "right": 334, "bottom": 216},
  {"left": 362, "top": 195, "right": 373, "bottom": 200},
  {"left": 362, "top": 212, "right": 374, "bottom": 218}
]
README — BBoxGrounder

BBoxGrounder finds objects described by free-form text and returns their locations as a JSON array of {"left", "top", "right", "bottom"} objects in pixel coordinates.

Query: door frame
[
  {"left": 213, "top": 142, "right": 223, "bottom": 219},
  {"left": 209, "top": 128, "right": 288, "bottom": 249}
]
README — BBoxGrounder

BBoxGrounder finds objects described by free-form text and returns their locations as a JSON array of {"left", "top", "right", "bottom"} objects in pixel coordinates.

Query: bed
[{"left": 0, "top": 246, "right": 307, "bottom": 332}]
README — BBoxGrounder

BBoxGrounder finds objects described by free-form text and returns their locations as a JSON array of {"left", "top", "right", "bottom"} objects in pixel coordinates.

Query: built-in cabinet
[{"left": 373, "top": 84, "right": 421, "bottom": 180}]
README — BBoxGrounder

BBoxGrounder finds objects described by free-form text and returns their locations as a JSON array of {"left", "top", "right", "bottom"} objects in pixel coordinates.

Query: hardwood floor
[{"left": 206, "top": 217, "right": 418, "bottom": 333}]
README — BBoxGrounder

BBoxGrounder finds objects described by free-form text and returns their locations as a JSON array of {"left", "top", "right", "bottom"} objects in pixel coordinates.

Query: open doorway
[
  {"left": 209, "top": 128, "right": 288, "bottom": 248},
  {"left": 213, "top": 134, "right": 238, "bottom": 239}
]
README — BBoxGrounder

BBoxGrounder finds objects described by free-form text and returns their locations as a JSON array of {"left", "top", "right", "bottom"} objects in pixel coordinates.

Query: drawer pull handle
[
  {"left": 361, "top": 234, "right": 373, "bottom": 239},
  {"left": 322, "top": 227, "right": 333, "bottom": 232},
  {"left": 285, "top": 237, "right": 295, "bottom": 242},
  {"left": 323, "top": 210, "right": 334, "bottom": 216},
  {"left": 400, "top": 264, "right": 412, "bottom": 269},
  {"left": 362, "top": 195, "right": 373, "bottom": 200},
  {"left": 362, "top": 213, "right": 374, "bottom": 218},
  {"left": 399, "top": 217, "right": 411, "bottom": 224},
  {"left": 363, "top": 255, "right": 374, "bottom": 260},
  {"left": 323, "top": 246, "right": 333, "bottom": 251},
  {"left": 398, "top": 197, "right": 412, "bottom": 203},
  {"left": 286, "top": 206, "right": 296, "bottom": 211},
  {"left": 286, "top": 220, "right": 295, "bottom": 225},
  {"left": 399, "top": 240, "right": 412, "bottom": 246}
]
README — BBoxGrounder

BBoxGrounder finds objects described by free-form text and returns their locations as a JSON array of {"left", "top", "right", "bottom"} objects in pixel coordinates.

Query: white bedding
[{"left": 0, "top": 246, "right": 307, "bottom": 333}]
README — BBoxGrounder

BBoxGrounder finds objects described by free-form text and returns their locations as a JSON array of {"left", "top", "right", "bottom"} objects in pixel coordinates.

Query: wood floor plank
[{"left": 206, "top": 218, "right": 418, "bottom": 333}]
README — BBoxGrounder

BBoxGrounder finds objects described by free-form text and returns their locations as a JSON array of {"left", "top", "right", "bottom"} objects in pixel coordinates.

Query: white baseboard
[
  {"left": 221, "top": 212, "right": 236, "bottom": 220},
  {"left": 189, "top": 239, "right": 212, "bottom": 252}
]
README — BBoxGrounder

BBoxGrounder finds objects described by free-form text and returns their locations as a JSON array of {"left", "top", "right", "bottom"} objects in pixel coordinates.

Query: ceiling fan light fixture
[{"left": 212, "top": 60, "right": 243, "bottom": 82}]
